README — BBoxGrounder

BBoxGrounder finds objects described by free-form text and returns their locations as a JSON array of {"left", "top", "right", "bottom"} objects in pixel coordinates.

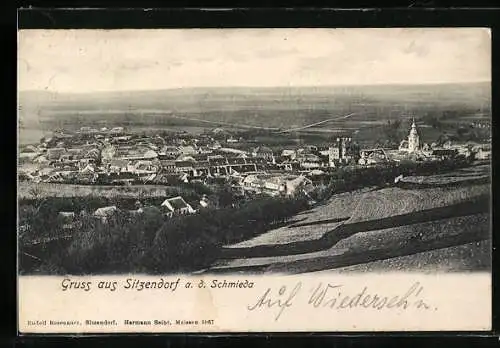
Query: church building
[{"left": 399, "top": 118, "right": 420, "bottom": 153}]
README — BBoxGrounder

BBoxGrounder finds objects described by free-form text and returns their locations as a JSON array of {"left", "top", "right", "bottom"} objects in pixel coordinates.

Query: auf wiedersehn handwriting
[{"left": 247, "top": 282, "right": 434, "bottom": 321}]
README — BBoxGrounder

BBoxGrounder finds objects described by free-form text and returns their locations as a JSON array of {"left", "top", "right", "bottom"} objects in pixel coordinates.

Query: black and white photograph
[{"left": 18, "top": 28, "right": 491, "bottom": 276}]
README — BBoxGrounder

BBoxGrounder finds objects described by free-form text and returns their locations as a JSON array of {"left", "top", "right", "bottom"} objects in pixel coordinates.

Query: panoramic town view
[{"left": 18, "top": 29, "right": 491, "bottom": 275}]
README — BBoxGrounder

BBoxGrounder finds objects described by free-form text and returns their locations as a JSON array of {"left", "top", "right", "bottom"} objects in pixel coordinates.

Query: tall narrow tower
[{"left": 407, "top": 118, "right": 420, "bottom": 153}]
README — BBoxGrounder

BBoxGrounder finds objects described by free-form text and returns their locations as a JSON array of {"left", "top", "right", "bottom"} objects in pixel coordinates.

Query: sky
[{"left": 17, "top": 28, "right": 491, "bottom": 93}]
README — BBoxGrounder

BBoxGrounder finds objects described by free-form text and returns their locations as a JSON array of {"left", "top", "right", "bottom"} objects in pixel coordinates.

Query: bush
[{"left": 60, "top": 211, "right": 165, "bottom": 274}]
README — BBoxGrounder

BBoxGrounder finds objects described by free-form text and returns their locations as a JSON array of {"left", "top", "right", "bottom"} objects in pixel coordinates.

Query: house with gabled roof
[
  {"left": 197, "top": 146, "right": 213, "bottom": 154},
  {"left": 193, "top": 161, "right": 210, "bottom": 177},
  {"left": 83, "top": 148, "right": 101, "bottom": 161},
  {"left": 191, "top": 153, "right": 210, "bottom": 162},
  {"left": 160, "top": 160, "right": 176, "bottom": 173},
  {"left": 208, "top": 156, "right": 228, "bottom": 166},
  {"left": 281, "top": 149, "right": 297, "bottom": 160},
  {"left": 110, "top": 127, "right": 125, "bottom": 134},
  {"left": 134, "top": 161, "right": 159, "bottom": 174},
  {"left": 114, "top": 146, "right": 158, "bottom": 161},
  {"left": 175, "top": 161, "right": 194, "bottom": 173},
  {"left": 252, "top": 146, "right": 274, "bottom": 161},
  {"left": 179, "top": 145, "right": 197, "bottom": 155},
  {"left": 109, "top": 159, "right": 131, "bottom": 173},
  {"left": 46, "top": 148, "right": 68, "bottom": 161},
  {"left": 176, "top": 154, "right": 196, "bottom": 162},
  {"left": 161, "top": 196, "right": 196, "bottom": 217},
  {"left": 94, "top": 206, "right": 120, "bottom": 222},
  {"left": 284, "top": 175, "right": 314, "bottom": 196},
  {"left": 159, "top": 145, "right": 181, "bottom": 159},
  {"left": 227, "top": 157, "right": 247, "bottom": 165},
  {"left": 19, "top": 145, "right": 40, "bottom": 160},
  {"left": 98, "top": 172, "right": 137, "bottom": 185}
]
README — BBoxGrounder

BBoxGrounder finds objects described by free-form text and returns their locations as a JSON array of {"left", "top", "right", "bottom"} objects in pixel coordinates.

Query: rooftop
[{"left": 162, "top": 196, "right": 190, "bottom": 211}]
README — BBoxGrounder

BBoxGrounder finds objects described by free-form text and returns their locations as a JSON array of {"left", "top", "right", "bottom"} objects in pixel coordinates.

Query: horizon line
[{"left": 18, "top": 80, "right": 491, "bottom": 95}]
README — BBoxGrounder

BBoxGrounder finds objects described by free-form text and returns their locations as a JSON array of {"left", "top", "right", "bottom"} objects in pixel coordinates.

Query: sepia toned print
[{"left": 17, "top": 28, "right": 491, "bottom": 333}]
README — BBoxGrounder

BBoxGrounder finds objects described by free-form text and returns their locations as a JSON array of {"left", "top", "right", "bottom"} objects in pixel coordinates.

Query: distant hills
[{"left": 18, "top": 82, "right": 491, "bottom": 129}]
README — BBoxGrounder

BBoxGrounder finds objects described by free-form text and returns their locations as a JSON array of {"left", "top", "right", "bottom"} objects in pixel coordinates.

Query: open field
[
  {"left": 227, "top": 187, "right": 375, "bottom": 247},
  {"left": 209, "top": 213, "right": 490, "bottom": 273},
  {"left": 18, "top": 182, "right": 174, "bottom": 199},
  {"left": 347, "top": 183, "right": 489, "bottom": 224},
  {"left": 399, "top": 163, "right": 490, "bottom": 186},
  {"left": 208, "top": 163, "right": 491, "bottom": 274},
  {"left": 224, "top": 182, "right": 489, "bottom": 249},
  {"left": 317, "top": 240, "right": 491, "bottom": 274}
]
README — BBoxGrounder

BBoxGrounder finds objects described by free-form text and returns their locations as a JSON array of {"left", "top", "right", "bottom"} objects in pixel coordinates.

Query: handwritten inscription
[
  {"left": 309, "top": 281, "right": 429, "bottom": 309},
  {"left": 247, "top": 283, "right": 302, "bottom": 321},
  {"left": 248, "top": 282, "right": 432, "bottom": 321}
]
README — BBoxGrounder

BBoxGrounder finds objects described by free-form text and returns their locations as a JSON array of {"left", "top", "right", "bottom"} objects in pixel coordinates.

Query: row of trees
[{"left": 308, "top": 158, "right": 472, "bottom": 203}]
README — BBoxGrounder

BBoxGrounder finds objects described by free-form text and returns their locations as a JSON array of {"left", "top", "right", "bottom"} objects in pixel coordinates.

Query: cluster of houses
[
  {"left": 470, "top": 121, "right": 491, "bottom": 129},
  {"left": 239, "top": 174, "right": 315, "bottom": 198},
  {"left": 18, "top": 126, "right": 361, "bottom": 191},
  {"left": 358, "top": 119, "right": 492, "bottom": 165},
  {"left": 18, "top": 121, "right": 491, "bottom": 192}
]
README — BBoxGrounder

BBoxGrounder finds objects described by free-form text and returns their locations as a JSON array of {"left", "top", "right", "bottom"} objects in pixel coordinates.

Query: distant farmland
[{"left": 19, "top": 82, "right": 491, "bottom": 132}]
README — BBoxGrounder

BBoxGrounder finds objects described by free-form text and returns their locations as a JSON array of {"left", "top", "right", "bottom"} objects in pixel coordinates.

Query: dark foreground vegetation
[
  {"left": 19, "top": 196, "right": 309, "bottom": 274},
  {"left": 19, "top": 158, "right": 483, "bottom": 275}
]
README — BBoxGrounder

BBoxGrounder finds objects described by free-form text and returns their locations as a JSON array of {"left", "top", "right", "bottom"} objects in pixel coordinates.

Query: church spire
[{"left": 408, "top": 117, "right": 420, "bottom": 153}]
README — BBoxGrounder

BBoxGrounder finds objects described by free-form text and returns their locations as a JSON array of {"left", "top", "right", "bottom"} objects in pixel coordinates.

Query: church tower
[{"left": 407, "top": 118, "right": 420, "bottom": 153}]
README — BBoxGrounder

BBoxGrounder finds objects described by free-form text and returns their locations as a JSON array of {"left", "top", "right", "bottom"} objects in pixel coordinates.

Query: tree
[
  {"left": 27, "top": 186, "right": 50, "bottom": 215},
  {"left": 213, "top": 184, "right": 236, "bottom": 208},
  {"left": 346, "top": 142, "right": 361, "bottom": 162},
  {"left": 457, "top": 127, "right": 469, "bottom": 137},
  {"left": 382, "top": 119, "right": 402, "bottom": 147}
]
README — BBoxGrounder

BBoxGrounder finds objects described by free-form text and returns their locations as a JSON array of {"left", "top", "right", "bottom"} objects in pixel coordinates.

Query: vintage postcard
[{"left": 17, "top": 28, "right": 492, "bottom": 333}]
